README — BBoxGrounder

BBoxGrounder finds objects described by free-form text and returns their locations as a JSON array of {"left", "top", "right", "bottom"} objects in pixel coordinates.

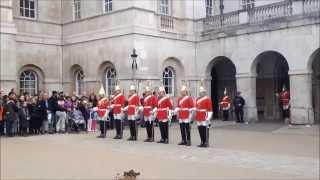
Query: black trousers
[
  {"left": 223, "top": 110, "right": 229, "bottom": 121},
  {"left": 115, "top": 119, "right": 123, "bottom": 137},
  {"left": 235, "top": 108, "right": 244, "bottom": 122},
  {"left": 129, "top": 120, "right": 137, "bottom": 138},
  {"left": 145, "top": 121, "right": 154, "bottom": 139},
  {"left": 159, "top": 121, "right": 169, "bottom": 140},
  {"left": 179, "top": 122, "right": 191, "bottom": 143},
  {"left": 99, "top": 121, "right": 107, "bottom": 136},
  {"left": 198, "top": 125, "right": 209, "bottom": 145}
]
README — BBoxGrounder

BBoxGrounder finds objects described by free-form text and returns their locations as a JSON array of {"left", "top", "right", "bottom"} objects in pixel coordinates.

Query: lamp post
[{"left": 130, "top": 48, "right": 139, "bottom": 91}]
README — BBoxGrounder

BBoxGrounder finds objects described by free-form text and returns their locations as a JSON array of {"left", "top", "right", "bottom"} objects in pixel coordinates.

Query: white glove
[
  {"left": 110, "top": 104, "right": 114, "bottom": 109},
  {"left": 174, "top": 107, "right": 180, "bottom": 115},
  {"left": 138, "top": 106, "right": 143, "bottom": 112},
  {"left": 206, "top": 111, "right": 213, "bottom": 123},
  {"left": 122, "top": 106, "right": 128, "bottom": 112},
  {"left": 152, "top": 108, "right": 157, "bottom": 114},
  {"left": 92, "top": 107, "right": 98, "bottom": 111}
]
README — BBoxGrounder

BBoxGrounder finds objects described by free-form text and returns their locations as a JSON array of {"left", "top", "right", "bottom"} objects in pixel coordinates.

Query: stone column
[
  {"left": 0, "top": 0, "right": 17, "bottom": 93},
  {"left": 289, "top": 71, "right": 314, "bottom": 125},
  {"left": 236, "top": 74, "right": 258, "bottom": 123}
]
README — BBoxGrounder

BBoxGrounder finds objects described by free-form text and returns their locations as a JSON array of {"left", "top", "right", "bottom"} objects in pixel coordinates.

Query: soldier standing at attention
[
  {"left": 143, "top": 85, "right": 158, "bottom": 142},
  {"left": 176, "top": 84, "right": 194, "bottom": 146},
  {"left": 195, "top": 82, "right": 213, "bottom": 148},
  {"left": 111, "top": 82, "right": 126, "bottom": 139}
]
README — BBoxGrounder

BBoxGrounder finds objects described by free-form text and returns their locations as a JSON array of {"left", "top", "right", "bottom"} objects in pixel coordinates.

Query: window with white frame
[
  {"left": 159, "top": 0, "right": 169, "bottom": 15},
  {"left": 20, "top": 0, "right": 36, "bottom": 18},
  {"left": 162, "top": 67, "right": 175, "bottom": 96},
  {"left": 103, "top": 0, "right": 113, "bottom": 13},
  {"left": 73, "top": 0, "right": 81, "bottom": 20},
  {"left": 206, "top": 0, "right": 213, "bottom": 17},
  {"left": 105, "top": 67, "right": 117, "bottom": 96},
  {"left": 75, "top": 70, "right": 84, "bottom": 96},
  {"left": 20, "top": 70, "right": 38, "bottom": 96},
  {"left": 241, "top": 0, "right": 255, "bottom": 10}
]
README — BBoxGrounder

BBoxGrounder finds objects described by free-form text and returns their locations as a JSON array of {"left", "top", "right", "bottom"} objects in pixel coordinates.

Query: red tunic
[
  {"left": 157, "top": 96, "right": 173, "bottom": 121},
  {"left": 220, "top": 95, "right": 231, "bottom": 109},
  {"left": 280, "top": 90, "right": 290, "bottom": 109},
  {"left": 112, "top": 93, "right": 126, "bottom": 114},
  {"left": 97, "top": 97, "right": 110, "bottom": 118},
  {"left": 177, "top": 96, "right": 194, "bottom": 119},
  {"left": 195, "top": 96, "right": 213, "bottom": 122},
  {"left": 143, "top": 95, "right": 158, "bottom": 117},
  {"left": 127, "top": 94, "right": 140, "bottom": 116}
]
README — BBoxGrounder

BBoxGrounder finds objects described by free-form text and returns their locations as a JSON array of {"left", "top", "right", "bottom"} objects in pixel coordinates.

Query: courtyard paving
[{"left": 1, "top": 121, "right": 319, "bottom": 179}]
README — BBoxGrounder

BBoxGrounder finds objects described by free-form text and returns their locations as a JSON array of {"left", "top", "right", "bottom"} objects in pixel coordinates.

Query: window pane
[
  {"left": 30, "top": 1, "right": 34, "bottom": 9},
  {"left": 25, "top": 9, "right": 29, "bottom": 17},
  {"left": 20, "top": 0, "right": 24, "bottom": 7},
  {"left": 20, "top": 8, "right": 24, "bottom": 16},
  {"left": 24, "top": 0, "right": 29, "bottom": 8},
  {"left": 30, "top": 10, "right": 35, "bottom": 18}
]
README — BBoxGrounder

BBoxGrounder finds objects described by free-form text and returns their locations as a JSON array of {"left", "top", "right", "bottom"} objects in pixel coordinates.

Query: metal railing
[
  {"left": 159, "top": 15, "right": 174, "bottom": 30},
  {"left": 248, "top": 0, "right": 292, "bottom": 24}
]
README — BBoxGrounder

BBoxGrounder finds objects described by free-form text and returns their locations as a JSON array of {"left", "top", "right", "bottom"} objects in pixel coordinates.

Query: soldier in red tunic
[
  {"left": 111, "top": 84, "right": 126, "bottom": 139},
  {"left": 195, "top": 83, "right": 213, "bottom": 148},
  {"left": 175, "top": 85, "right": 194, "bottom": 146},
  {"left": 277, "top": 85, "right": 291, "bottom": 125},
  {"left": 156, "top": 86, "right": 173, "bottom": 144},
  {"left": 96, "top": 85, "right": 110, "bottom": 138},
  {"left": 124, "top": 84, "right": 140, "bottom": 141},
  {"left": 220, "top": 88, "right": 231, "bottom": 121},
  {"left": 143, "top": 85, "right": 158, "bottom": 142}
]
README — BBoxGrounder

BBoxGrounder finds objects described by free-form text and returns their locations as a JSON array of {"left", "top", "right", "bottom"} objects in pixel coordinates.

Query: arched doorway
[
  {"left": 210, "top": 57, "right": 237, "bottom": 119},
  {"left": 311, "top": 49, "right": 320, "bottom": 124},
  {"left": 253, "top": 51, "right": 289, "bottom": 122}
]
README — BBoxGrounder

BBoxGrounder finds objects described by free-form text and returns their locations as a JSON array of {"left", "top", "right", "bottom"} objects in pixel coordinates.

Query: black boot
[
  {"left": 178, "top": 123, "right": 186, "bottom": 145},
  {"left": 185, "top": 123, "right": 191, "bottom": 146}
]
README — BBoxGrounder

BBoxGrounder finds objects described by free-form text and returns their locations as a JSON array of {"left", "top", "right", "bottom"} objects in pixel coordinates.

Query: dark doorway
[
  {"left": 255, "top": 51, "right": 289, "bottom": 122},
  {"left": 312, "top": 49, "right": 320, "bottom": 124},
  {"left": 210, "top": 57, "right": 236, "bottom": 119}
]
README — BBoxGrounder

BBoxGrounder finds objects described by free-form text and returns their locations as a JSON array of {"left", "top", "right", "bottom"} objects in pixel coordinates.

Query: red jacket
[
  {"left": 97, "top": 97, "right": 109, "bottom": 118},
  {"left": 112, "top": 93, "right": 126, "bottom": 114},
  {"left": 220, "top": 95, "right": 231, "bottom": 109},
  {"left": 195, "top": 96, "right": 213, "bottom": 122},
  {"left": 157, "top": 96, "right": 173, "bottom": 121},
  {"left": 143, "top": 95, "right": 158, "bottom": 117},
  {"left": 127, "top": 94, "right": 140, "bottom": 116},
  {"left": 177, "top": 96, "right": 194, "bottom": 119},
  {"left": 280, "top": 90, "right": 290, "bottom": 109}
]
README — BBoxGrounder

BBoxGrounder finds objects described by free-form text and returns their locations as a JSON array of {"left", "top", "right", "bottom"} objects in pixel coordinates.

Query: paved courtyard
[{"left": 1, "top": 121, "right": 319, "bottom": 179}]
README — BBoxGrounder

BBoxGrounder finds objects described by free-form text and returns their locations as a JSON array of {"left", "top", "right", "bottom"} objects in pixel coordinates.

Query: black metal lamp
[{"left": 131, "top": 48, "right": 138, "bottom": 70}]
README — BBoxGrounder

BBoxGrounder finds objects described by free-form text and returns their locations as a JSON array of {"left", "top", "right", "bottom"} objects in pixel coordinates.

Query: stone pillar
[
  {"left": 289, "top": 71, "right": 314, "bottom": 125},
  {"left": 0, "top": 0, "right": 17, "bottom": 93},
  {"left": 236, "top": 74, "right": 258, "bottom": 122},
  {"left": 291, "top": 0, "right": 304, "bottom": 15}
]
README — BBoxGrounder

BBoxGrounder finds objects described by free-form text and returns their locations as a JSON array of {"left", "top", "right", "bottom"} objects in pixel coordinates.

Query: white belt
[
  {"left": 197, "top": 109, "right": 207, "bottom": 112},
  {"left": 158, "top": 108, "right": 168, "bottom": 111},
  {"left": 180, "top": 108, "right": 189, "bottom": 111},
  {"left": 144, "top": 106, "right": 152, "bottom": 109}
]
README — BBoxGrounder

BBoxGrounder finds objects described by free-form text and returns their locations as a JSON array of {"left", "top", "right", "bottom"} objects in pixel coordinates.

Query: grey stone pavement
[{"left": 1, "top": 120, "right": 319, "bottom": 179}]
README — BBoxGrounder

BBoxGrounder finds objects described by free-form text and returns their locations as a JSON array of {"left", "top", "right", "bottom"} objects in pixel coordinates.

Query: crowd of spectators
[{"left": 0, "top": 89, "right": 100, "bottom": 137}]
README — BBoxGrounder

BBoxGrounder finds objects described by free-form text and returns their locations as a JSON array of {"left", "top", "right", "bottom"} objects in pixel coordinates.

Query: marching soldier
[
  {"left": 111, "top": 83, "right": 126, "bottom": 139},
  {"left": 143, "top": 85, "right": 158, "bottom": 142},
  {"left": 96, "top": 85, "right": 110, "bottom": 138},
  {"left": 277, "top": 85, "right": 291, "bottom": 126},
  {"left": 220, "top": 88, "right": 231, "bottom": 121},
  {"left": 176, "top": 84, "right": 194, "bottom": 146},
  {"left": 195, "top": 82, "right": 213, "bottom": 148},
  {"left": 125, "top": 84, "right": 140, "bottom": 141},
  {"left": 156, "top": 86, "right": 173, "bottom": 144}
]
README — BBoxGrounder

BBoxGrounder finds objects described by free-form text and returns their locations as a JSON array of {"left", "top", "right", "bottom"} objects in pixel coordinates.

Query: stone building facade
[{"left": 0, "top": 0, "right": 319, "bottom": 124}]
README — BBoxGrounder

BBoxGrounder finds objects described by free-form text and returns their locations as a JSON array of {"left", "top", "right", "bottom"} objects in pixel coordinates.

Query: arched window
[
  {"left": 105, "top": 67, "right": 117, "bottom": 96},
  {"left": 75, "top": 70, "right": 84, "bottom": 96},
  {"left": 162, "top": 67, "right": 175, "bottom": 96},
  {"left": 20, "top": 70, "right": 38, "bottom": 95}
]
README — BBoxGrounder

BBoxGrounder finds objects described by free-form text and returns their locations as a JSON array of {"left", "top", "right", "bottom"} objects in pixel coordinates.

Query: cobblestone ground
[{"left": 1, "top": 121, "right": 319, "bottom": 179}]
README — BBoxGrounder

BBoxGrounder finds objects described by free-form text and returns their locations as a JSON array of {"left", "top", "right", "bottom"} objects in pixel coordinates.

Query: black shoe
[
  {"left": 197, "top": 143, "right": 204, "bottom": 147},
  {"left": 144, "top": 138, "right": 150, "bottom": 142},
  {"left": 164, "top": 139, "right": 169, "bottom": 144},
  {"left": 157, "top": 139, "right": 165, "bottom": 143},
  {"left": 133, "top": 137, "right": 137, "bottom": 141},
  {"left": 202, "top": 143, "right": 209, "bottom": 148},
  {"left": 186, "top": 141, "right": 191, "bottom": 146},
  {"left": 127, "top": 137, "right": 133, "bottom": 141},
  {"left": 113, "top": 135, "right": 119, "bottom": 139},
  {"left": 97, "top": 135, "right": 106, "bottom": 138},
  {"left": 178, "top": 141, "right": 187, "bottom": 145}
]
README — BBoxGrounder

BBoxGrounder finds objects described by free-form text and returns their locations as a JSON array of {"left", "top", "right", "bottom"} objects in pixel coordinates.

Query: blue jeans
[{"left": 6, "top": 120, "right": 13, "bottom": 136}]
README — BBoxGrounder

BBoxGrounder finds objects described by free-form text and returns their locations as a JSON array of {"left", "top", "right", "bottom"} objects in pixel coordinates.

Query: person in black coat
[
  {"left": 233, "top": 91, "right": 246, "bottom": 123},
  {"left": 4, "top": 92, "right": 18, "bottom": 137},
  {"left": 17, "top": 96, "right": 30, "bottom": 136},
  {"left": 48, "top": 91, "right": 59, "bottom": 133}
]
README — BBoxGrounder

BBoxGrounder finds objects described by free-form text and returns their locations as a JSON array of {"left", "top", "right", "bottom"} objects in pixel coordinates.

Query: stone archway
[
  {"left": 208, "top": 57, "right": 236, "bottom": 119},
  {"left": 310, "top": 49, "right": 320, "bottom": 124},
  {"left": 252, "top": 51, "right": 289, "bottom": 122}
]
